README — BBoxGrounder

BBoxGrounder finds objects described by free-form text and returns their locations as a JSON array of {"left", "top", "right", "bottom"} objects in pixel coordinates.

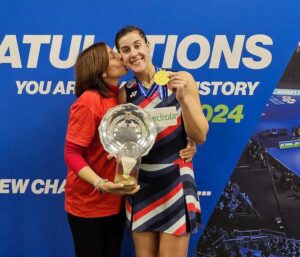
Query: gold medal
[{"left": 153, "top": 70, "right": 170, "bottom": 86}]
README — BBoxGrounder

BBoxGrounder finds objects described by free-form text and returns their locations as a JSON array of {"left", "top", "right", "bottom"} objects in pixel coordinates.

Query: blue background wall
[{"left": 1, "top": 1, "right": 299, "bottom": 256}]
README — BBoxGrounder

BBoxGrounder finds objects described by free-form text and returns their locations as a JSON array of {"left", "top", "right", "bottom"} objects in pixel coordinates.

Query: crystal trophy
[{"left": 99, "top": 103, "right": 157, "bottom": 190}]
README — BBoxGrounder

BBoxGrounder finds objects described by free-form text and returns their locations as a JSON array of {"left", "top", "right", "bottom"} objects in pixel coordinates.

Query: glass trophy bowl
[
  {"left": 99, "top": 103, "right": 157, "bottom": 157},
  {"left": 99, "top": 103, "right": 157, "bottom": 189}
]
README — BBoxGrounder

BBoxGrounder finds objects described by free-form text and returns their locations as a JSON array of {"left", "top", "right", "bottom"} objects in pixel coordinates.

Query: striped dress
[{"left": 124, "top": 74, "right": 201, "bottom": 235}]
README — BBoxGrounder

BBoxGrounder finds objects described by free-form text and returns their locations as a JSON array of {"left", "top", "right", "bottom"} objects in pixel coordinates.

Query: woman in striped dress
[{"left": 115, "top": 26, "right": 209, "bottom": 257}]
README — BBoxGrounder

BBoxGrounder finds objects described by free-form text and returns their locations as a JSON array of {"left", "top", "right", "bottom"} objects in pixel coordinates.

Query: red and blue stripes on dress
[{"left": 125, "top": 78, "right": 201, "bottom": 235}]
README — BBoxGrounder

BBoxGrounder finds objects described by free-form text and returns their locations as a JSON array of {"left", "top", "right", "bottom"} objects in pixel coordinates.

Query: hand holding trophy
[{"left": 99, "top": 103, "right": 157, "bottom": 192}]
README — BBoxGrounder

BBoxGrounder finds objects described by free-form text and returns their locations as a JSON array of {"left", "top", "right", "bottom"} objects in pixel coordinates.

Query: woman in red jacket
[{"left": 64, "top": 42, "right": 138, "bottom": 257}]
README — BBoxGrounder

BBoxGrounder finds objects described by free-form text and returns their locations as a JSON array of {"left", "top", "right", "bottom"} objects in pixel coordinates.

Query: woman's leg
[
  {"left": 132, "top": 231, "right": 159, "bottom": 257},
  {"left": 67, "top": 212, "right": 124, "bottom": 257},
  {"left": 102, "top": 212, "right": 125, "bottom": 257},
  {"left": 67, "top": 213, "right": 104, "bottom": 257},
  {"left": 158, "top": 232, "right": 190, "bottom": 257}
]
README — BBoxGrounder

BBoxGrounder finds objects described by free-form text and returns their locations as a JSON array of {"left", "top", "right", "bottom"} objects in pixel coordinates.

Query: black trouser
[{"left": 67, "top": 212, "right": 124, "bottom": 257}]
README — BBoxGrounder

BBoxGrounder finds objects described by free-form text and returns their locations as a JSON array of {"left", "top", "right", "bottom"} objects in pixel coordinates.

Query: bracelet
[{"left": 94, "top": 178, "right": 108, "bottom": 193}]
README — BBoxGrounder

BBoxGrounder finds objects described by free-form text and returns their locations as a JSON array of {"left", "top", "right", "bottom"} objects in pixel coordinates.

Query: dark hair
[
  {"left": 74, "top": 42, "right": 113, "bottom": 98},
  {"left": 115, "top": 25, "right": 148, "bottom": 51}
]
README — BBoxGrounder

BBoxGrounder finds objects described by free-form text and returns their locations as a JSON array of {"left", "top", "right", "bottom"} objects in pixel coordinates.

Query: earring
[{"left": 103, "top": 73, "right": 107, "bottom": 78}]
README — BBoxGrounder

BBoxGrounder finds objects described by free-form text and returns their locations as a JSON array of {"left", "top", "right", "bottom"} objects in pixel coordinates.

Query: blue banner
[{"left": 1, "top": 1, "right": 300, "bottom": 256}]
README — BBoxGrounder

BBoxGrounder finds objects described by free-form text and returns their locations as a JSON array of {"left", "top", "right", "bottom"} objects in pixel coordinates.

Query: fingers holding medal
[
  {"left": 168, "top": 71, "right": 189, "bottom": 93},
  {"left": 153, "top": 70, "right": 179, "bottom": 92},
  {"left": 153, "top": 70, "right": 189, "bottom": 100}
]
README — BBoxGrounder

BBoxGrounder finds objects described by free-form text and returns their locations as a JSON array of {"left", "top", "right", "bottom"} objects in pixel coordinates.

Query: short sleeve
[{"left": 66, "top": 103, "right": 98, "bottom": 147}]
